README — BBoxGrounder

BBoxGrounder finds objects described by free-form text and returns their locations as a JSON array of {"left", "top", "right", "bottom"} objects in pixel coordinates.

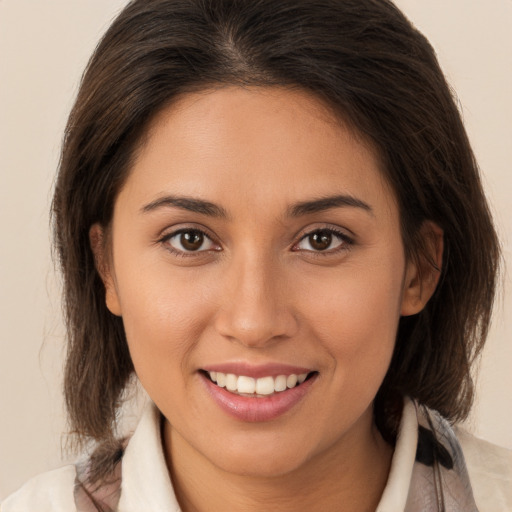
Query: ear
[
  {"left": 89, "top": 223, "right": 122, "bottom": 317},
  {"left": 401, "top": 221, "right": 444, "bottom": 316}
]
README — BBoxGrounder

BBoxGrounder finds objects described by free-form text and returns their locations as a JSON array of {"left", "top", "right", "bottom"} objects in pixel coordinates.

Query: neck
[{"left": 164, "top": 407, "right": 392, "bottom": 512}]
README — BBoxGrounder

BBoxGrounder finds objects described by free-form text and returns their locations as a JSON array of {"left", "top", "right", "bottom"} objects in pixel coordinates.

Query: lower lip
[{"left": 201, "top": 372, "right": 317, "bottom": 422}]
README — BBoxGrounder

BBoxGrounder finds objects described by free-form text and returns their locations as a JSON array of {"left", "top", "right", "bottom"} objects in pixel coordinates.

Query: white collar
[
  {"left": 376, "top": 398, "right": 418, "bottom": 511},
  {"left": 118, "top": 402, "right": 180, "bottom": 511},
  {"left": 118, "top": 399, "right": 418, "bottom": 511}
]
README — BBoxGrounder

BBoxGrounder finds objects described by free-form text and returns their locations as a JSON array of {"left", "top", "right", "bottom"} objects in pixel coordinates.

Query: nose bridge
[{"left": 214, "top": 248, "right": 296, "bottom": 347}]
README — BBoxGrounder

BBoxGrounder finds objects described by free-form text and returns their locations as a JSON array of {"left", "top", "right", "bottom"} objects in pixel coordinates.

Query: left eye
[
  {"left": 295, "top": 229, "right": 348, "bottom": 252},
  {"left": 166, "top": 229, "right": 217, "bottom": 253}
]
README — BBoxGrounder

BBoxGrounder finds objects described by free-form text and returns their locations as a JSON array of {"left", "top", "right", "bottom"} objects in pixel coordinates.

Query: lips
[
  {"left": 200, "top": 364, "right": 318, "bottom": 422},
  {"left": 206, "top": 370, "right": 309, "bottom": 396}
]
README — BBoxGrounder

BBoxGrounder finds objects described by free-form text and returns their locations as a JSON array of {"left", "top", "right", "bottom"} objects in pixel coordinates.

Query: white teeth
[
  {"left": 226, "top": 373, "right": 238, "bottom": 391},
  {"left": 286, "top": 374, "right": 297, "bottom": 388},
  {"left": 274, "top": 375, "right": 287, "bottom": 392},
  {"left": 216, "top": 372, "right": 226, "bottom": 387},
  {"left": 207, "top": 371, "right": 312, "bottom": 395},
  {"left": 256, "top": 376, "right": 275, "bottom": 395},
  {"left": 237, "top": 376, "right": 256, "bottom": 394}
]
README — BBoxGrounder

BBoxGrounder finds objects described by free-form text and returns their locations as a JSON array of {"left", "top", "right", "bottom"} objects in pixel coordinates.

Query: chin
[
  {"left": 201, "top": 432, "right": 317, "bottom": 479},
  {"left": 214, "top": 450, "right": 310, "bottom": 479}
]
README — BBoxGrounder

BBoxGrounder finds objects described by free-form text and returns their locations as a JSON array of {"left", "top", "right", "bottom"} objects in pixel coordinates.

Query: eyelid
[
  {"left": 292, "top": 225, "right": 354, "bottom": 253},
  {"left": 158, "top": 224, "right": 222, "bottom": 256},
  {"left": 156, "top": 223, "right": 353, "bottom": 257},
  {"left": 291, "top": 221, "right": 356, "bottom": 241}
]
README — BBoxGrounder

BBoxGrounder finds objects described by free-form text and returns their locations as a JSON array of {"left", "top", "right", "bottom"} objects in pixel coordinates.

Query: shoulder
[
  {"left": 456, "top": 427, "right": 512, "bottom": 511},
  {"left": 1, "top": 465, "right": 77, "bottom": 512}
]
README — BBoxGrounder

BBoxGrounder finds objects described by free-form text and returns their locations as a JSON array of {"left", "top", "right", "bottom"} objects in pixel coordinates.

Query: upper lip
[{"left": 201, "top": 362, "right": 314, "bottom": 379}]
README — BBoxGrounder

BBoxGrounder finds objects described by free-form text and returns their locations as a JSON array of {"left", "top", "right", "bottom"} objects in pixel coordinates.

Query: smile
[
  {"left": 207, "top": 371, "right": 310, "bottom": 397},
  {"left": 201, "top": 367, "right": 318, "bottom": 422}
]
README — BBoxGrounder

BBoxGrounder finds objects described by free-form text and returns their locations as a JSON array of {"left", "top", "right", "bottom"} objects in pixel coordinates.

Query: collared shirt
[{"left": 2, "top": 399, "right": 511, "bottom": 511}]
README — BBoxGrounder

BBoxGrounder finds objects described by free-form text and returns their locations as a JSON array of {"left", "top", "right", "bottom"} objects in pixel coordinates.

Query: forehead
[{"left": 121, "top": 86, "right": 396, "bottom": 219}]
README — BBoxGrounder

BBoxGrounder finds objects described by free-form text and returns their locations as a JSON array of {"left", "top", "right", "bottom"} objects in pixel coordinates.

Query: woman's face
[{"left": 100, "top": 87, "right": 427, "bottom": 477}]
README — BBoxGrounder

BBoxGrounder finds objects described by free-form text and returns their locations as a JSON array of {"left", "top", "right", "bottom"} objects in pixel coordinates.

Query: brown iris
[
  {"left": 309, "top": 230, "right": 333, "bottom": 251},
  {"left": 180, "top": 230, "right": 204, "bottom": 251}
]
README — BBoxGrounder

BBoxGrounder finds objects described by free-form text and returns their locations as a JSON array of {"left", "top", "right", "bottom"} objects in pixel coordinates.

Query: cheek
[
  {"left": 113, "top": 259, "right": 215, "bottom": 388},
  {"left": 299, "top": 258, "right": 404, "bottom": 372},
  {"left": 297, "top": 261, "right": 403, "bottom": 429}
]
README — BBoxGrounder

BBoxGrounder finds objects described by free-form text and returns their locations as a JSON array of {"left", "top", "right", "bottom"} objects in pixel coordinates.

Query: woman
[{"left": 2, "top": 0, "right": 510, "bottom": 510}]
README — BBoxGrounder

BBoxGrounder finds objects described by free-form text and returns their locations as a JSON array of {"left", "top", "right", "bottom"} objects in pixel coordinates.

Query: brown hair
[{"left": 53, "top": 0, "right": 499, "bottom": 476}]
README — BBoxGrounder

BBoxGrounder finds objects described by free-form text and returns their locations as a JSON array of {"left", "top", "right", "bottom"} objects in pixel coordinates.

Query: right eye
[{"left": 163, "top": 229, "right": 219, "bottom": 254}]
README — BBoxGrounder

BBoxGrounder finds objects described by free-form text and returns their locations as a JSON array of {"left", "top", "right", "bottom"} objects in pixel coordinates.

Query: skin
[{"left": 92, "top": 86, "right": 442, "bottom": 511}]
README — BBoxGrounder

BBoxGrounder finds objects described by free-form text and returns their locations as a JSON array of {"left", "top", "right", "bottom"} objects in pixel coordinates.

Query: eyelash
[
  {"left": 159, "top": 228, "right": 219, "bottom": 258},
  {"left": 159, "top": 226, "right": 353, "bottom": 258},
  {"left": 293, "top": 227, "right": 353, "bottom": 256}
]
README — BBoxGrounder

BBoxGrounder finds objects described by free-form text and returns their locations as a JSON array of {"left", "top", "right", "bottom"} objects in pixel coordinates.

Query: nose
[{"left": 213, "top": 254, "right": 299, "bottom": 348}]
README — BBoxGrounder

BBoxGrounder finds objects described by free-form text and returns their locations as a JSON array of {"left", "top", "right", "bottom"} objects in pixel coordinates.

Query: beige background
[{"left": 1, "top": 0, "right": 511, "bottom": 499}]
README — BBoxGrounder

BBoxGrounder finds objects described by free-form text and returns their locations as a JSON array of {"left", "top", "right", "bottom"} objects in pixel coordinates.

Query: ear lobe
[
  {"left": 401, "top": 221, "right": 444, "bottom": 317},
  {"left": 89, "top": 223, "right": 122, "bottom": 317}
]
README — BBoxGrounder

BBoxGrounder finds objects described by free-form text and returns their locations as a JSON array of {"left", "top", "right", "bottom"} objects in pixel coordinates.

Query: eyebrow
[
  {"left": 288, "top": 194, "right": 373, "bottom": 217},
  {"left": 141, "top": 193, "right": 373, "bottom": 219},
  {"left": 141, "top": 195, "right": 228, "bottom": 218}
]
